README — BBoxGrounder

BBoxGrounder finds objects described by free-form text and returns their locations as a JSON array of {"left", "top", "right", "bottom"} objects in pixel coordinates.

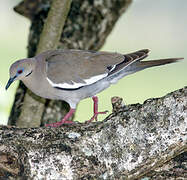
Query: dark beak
[{"left": 5, "top": 76, "right": 16, "bottom": 90}]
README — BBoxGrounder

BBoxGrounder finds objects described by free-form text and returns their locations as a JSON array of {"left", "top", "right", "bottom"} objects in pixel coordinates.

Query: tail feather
[
  {"left": 109, "top": 48, "right": 183, "bottom": 76},
  {"left": 107, "top": 48, "right": 184, "bottom": 84},
  {"left": 137, "top": 58, "right": 183, "bottom": 69},
  {"left": 125, "top": 58, "right": 183, "bottom": 74}
]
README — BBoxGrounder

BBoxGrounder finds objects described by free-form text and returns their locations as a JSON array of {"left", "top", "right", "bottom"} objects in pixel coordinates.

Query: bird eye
[{"left": 17, "top": 69, "right": 23, "bottom": 74}]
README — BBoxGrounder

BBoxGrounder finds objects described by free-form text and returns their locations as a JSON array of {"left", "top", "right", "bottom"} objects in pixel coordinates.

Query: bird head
[{"left": 5, "top": 58, "right": 34, "bottom": 90}]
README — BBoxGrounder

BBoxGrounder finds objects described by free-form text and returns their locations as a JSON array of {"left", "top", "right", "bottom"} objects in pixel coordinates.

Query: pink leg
[
  {"left": 87, "top": 96, "right": 108, "bottom": 123},
  {"left": 45, "top": 108, "right": 76, "bottom": 127}
]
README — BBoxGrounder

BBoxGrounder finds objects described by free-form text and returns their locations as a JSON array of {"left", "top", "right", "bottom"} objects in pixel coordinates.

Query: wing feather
[{"left": 45, "top": 49, "right": 150, "bottom": 89}]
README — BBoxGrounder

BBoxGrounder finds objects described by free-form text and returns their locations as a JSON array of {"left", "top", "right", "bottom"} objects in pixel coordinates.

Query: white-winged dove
[{"left": 6, "top": 49, "right": 183, "bottom": 127}]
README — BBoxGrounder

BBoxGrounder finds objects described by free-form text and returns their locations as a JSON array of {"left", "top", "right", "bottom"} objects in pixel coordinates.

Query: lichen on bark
[{"left": 1, "top": 87, "right": 186, "bottom": 179}]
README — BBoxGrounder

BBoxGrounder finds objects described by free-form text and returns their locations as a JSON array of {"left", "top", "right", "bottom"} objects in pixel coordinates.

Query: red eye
[{"left": 18, "top": 70, "right": 23, "bottom": 74}]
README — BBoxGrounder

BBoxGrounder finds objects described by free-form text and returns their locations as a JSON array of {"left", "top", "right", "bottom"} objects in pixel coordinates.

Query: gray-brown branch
[{"left": 1, "top": 87, "right": 186, "bottom": 179}]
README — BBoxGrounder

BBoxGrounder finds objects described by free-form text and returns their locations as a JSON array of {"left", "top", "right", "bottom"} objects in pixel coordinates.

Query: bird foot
[
  {"left": 86, "top": 110, "right": 108, "bottom": 123},
  {"left": 45, "top": 119, "right": 74, "bottom": 127},
  {"left": 45, "top": 108, "right": 76, "bottom": 127}
]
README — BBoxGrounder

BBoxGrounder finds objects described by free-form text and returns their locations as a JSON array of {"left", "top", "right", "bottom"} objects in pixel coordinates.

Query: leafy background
[{"left": 0, "top": 0, "right": 187, "bottom": 124}]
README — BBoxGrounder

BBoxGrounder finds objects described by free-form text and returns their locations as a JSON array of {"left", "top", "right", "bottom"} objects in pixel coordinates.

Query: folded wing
[{"left": 45, "top": 49, "right": 150, "bottom": 89}]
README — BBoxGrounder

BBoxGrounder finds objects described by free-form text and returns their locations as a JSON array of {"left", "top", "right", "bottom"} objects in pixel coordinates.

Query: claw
[
  {"left": 86, "top": 96, "right": 108, "bottom": 123},
  {"left": 45, "top": 108, "right": 75, "bottom": 127}
]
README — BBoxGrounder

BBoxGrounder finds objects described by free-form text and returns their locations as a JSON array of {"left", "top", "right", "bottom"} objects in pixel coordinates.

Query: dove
[{"left": 6, "top": 49, "right": 183, "bottom": 127}]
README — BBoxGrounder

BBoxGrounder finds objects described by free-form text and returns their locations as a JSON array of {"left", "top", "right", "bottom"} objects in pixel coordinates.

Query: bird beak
[{"left": 5, "top": 76, "right": 16, "bottom": 90}]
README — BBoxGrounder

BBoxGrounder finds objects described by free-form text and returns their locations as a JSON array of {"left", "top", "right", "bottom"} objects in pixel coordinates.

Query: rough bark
[
  {"left": 1, "top": 87, "right": 187, "bottom": 179},
  {"left": 8, "top": 0, "right": 132, "bottom": 127}
]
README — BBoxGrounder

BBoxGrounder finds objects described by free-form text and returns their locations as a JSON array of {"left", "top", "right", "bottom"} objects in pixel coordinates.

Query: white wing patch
[{"left": 46, "top": 73, "right": 108, "bottom": 89}]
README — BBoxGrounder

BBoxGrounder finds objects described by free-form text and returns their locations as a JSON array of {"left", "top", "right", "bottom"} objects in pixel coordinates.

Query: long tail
[
  {"left": 123, "top": 49, "right": 183, "bottom": 73},
  {"left": 107, "top": 49, "right": 183, "bottom": 83},
  {"left": 132, "top": 57, "right": 183, "bottom": 72}
]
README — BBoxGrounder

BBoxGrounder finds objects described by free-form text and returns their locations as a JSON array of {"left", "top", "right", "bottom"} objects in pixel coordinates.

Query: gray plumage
[{"left": 6, "top": 49, "right": 183, "bottom": 126}]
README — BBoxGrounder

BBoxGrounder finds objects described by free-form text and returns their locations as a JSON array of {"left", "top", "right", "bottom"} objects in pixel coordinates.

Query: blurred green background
[{"left": 0, "top": 0, "right": 187, "bottom": 125}]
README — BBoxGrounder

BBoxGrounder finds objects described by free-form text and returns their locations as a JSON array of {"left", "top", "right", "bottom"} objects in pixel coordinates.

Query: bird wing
[{"left": 45, "top": 49, "right": 149, "bottom": 89}]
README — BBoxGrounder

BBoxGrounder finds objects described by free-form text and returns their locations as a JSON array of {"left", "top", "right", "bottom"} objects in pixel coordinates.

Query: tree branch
[{"left": 1, "top": 87, "right": 186, "bottom": 179}]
